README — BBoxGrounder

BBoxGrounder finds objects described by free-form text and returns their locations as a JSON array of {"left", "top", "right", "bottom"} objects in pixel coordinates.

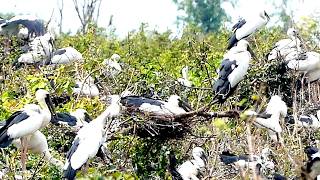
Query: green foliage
[{"left": 173, "top": 0, "right": 227, "bottom": 33}]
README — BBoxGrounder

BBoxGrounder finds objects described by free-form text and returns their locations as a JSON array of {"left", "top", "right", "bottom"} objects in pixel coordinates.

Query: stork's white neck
[
  {"left": 38, "top": 100, "right": 51, "bottom": 115},
  {"left": 193, "top": 156, "right": 206, "bottom": 168}
]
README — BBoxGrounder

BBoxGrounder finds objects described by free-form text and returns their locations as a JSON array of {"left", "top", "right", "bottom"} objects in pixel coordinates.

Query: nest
[{"left": 119, "top": 106, "right": 240, "bottom": 139}]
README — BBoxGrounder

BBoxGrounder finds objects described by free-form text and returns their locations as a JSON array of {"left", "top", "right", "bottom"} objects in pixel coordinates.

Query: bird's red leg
[{"left": 20, "top": 138, "right": 27, "bottom": 172}]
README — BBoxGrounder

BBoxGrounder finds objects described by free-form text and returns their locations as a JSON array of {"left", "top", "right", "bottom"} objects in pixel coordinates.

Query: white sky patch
[{"left": 0, "top": 0, "right": 318, "bottom": 38}]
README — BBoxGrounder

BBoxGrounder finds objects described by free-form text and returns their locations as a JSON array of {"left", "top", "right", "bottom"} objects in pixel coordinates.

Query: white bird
[
  {"left": 164, "top": 95, "right": 193, "bottom": 115},
  {"left": 176, "top": 147, "right": 208, "bottom": 180},
  {"left": 0, "top": 15, "right": 45, "bottom": 39},
  {"left": 268, "top": 28, "right": 302, "bottom": 60},
  {"left": 302, "top": 146, "right": 320, "bottom": 179},
  {"left": 51, "top": 109, "right": 92, "bottom": 131},
  {"left": 213, "top": 40, "right": 253, "bottom": 103},
  {"left": 73, "top": 76, "right": 99, "bottom": 97},
  {"left": 49, "top": 47, "right": 83, "bottom": 65},
  {"left": 12, "top": 130, "right": 64, "bottom": 169},
  {"left": 227, "top": 10, "right": 270, "bottom": 49},
  {"left": 102, "top": 53, "right": 122, "bottom": 77},
  {"left": 288, "top": 110, "right": 320, "bottom": 129},
  {"left": 245, "top": 95, "right": 287, "bottom": 142},
  {"left": 286, "top": 51, "right": 320, "bottom": 83},
  {"left": 0, "top": 89, "right": 55, "bottom": 170},
  {"left": 177, "top": 66, "right": 192, "bottom": 87},
  {"left": 14, "top": 32, "right": 54, "bottom": 68},
  {"left": 63, "top": 95, "right": 121, "bottom": 180}
]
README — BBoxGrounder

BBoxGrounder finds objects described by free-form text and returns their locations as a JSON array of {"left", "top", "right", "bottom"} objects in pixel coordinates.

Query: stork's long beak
[
  {"left": 201, "top": 152, "right": 208, "bottom": 165},
  {"left": 45, "top": 94, "right": 56, "bottom": 116},
  {"left": 178, "top": 99, "right": 193, "bottom": 112},
  {"left": 247, "top": 45, "right": 257, "bottom": 60},
  {"left": 264, "top": 11, "right": 270, "bottom": 21}
]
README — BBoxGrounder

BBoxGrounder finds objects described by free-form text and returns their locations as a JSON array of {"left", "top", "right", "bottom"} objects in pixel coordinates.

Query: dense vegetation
[{"left": 0, "top": 21, "right": 319, "bottom": 179}]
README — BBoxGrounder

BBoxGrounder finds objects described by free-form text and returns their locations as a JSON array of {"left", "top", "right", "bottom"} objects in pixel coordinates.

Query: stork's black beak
[
  {"left": 200, "top": 152, "right": 208, "bottom": 165},
  {"left": 264, "top": 11, "right": 270, "bottom": 21},
  {"left": 45, "top": 94, "right": 56, "bottom": 116},
  {"left": 178, "top": 99, "right": 193, "bottom": 112},
  {"left": 84, "top": 112, "right": 92, "bottom": 123},
  {"left": 247, "top": 45, "right": 257, "bottom": 60}
]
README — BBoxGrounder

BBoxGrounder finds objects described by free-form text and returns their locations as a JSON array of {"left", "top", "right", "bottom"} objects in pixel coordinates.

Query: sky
[{"left": 0, "top": 0, "right": 319, "bottom": 38}]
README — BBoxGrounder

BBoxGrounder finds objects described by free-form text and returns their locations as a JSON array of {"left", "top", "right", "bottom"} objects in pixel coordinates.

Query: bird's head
[
  {"left": 260, "top": 10, "right": 270, "bottom": 21},
  {"left": 193, "top": 147, "right": 208, "bottom": 165},
  {"left": 74, "top": 109, "right": 92, "bottom": 123},
  {"left": 35, "top": 89, "right": 55, "bottom": 115},
  {"left": 287, "top": 28, "right": 299, "bottom": 38},
  {"left": 108, "top": 95, "right": 121, "bottom": 105},
  {"left": 111, "top": 53, "right": 121, "bottom": 61}
]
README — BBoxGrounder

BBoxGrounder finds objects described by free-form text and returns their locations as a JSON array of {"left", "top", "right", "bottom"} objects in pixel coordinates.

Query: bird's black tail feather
[
  {"left": 63, "top": 164, "right": 77, "bottom": 180},
  {"left": 167, "top": 151, "right": 183, "bottom": 180},
  {"left": 227, "top": 34, "right": 238, "bottom": 50},
  {"left": 219, "top": 151, "right": 243, "bottom": 165},
  {"left": 0, "top": 133, "right": 13, "bottom": 148}
]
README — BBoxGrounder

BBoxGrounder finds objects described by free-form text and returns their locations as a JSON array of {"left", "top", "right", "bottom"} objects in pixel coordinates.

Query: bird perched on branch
[
  {"left": 267, "top": 28, "right": 302, "bottom": 61},
  {"left": 0, "top": 89, "right": 55, "bottom": 171},
  {"left": 227, "top": 10, "right": 270, "bottom": 49},
  {"left": 102, "top": 53, "right": 122, "bottom": 77},
  {"left": 51, "top": 109, "right": 92, "bottom": 131},
  {"left": 177, "top": 66, "right": 192, "bottom": 88},
  {"left": 168, "top": 147, "right": 207, "bottom": 180},
  {"left": 213, "top": 40, "right": 254, "bottom": 103},
  {"left": 245, "top": 95, "right": 287, "bottom": 143},
  {"left": 63, "top": 95, "right": 121, "bottom": 180},
  {"left": 120, "top": 94, "right": 192, "bottom": 116},
  {"left": 286, "top": 111, "right": 320, "bottom": 129},
  {"left": 48, "top": 47, "right": 83, "bottom": 65},
  {"left": 13, "top": 32, "right": 54, "bottom": 68},
  {"left": 0, "top": 15, "right": 45, "bottom": 39}
]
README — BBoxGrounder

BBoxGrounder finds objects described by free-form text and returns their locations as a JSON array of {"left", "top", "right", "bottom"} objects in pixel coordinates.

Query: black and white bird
[
  {"left": 213, "top": 40, "right": 253, "bottom": 103},
  {"left": 245, "top": 95, "right": 287, "bottom": 142},
  {"left": 63, "top": 95, "right": 121, "bottom": 180},
  {"left": 73, "top": 76, "right": 100, "bottom": 97},
  {"left": 0, "top": 15, "right": 45, "bottom": 39},
  {"left": 120, "top": 95, "right": 192, "bottom": 116},
  {"left": 286, "top": 51, "right": 320, "bottom": 82},
  {"left": 267, "top": 28, "right": 302, "bottom": 60},
  {"left": 49, "top": 47, "right": 83, "bottom": 65},
  {"left": 51, "top": 109, "right": 92, "bottom": 131},
  {"left": 0, "top": 89, "right": 55, "bottom": 170},
  {"left": 227, "top": 10, "right": 270, "bottom": 49},
  {"left": 169, "top": 147, "right": 207, "bottom": 180},
  {"left": 14, "top": 32, "right": 54, "bottom": 68},
  {"left": 177, "top": 66, "right": 192, "bottom": 88},
  {"left": 287, "top": 110, "right": 320, "bottom": 129},
  {"left": 102, "top": 53, "right": 122, "bottom": 77},
  {"left": 301, "top": 146, "right": 320, "bottom": 179},
  {"left": 220, "top": 148, "right": 275, "bottom": 176}
]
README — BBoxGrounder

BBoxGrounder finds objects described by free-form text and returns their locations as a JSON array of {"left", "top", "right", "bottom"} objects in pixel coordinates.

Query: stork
[
  {"left": 13, "top": 32, "right": 54, "bottom": 68},
  {"left": 177, "top": 66, "right": 192, "bottom": 88},
  {"left": 245, "top": 95, "right": 287, "bottom": 143},
  {"left": 213, "top": 40, "right": 253, "bottom": 103},
  {"left": 63, "top": 95, "right": 121, "bottom": 180},
  {"left": 48, "top": 47, "right": 83, "bottom": 65},
  {"left": 227, "top": 10, "right": 270, "bottom": 49},
  {"left": 286, "top": 110, "right": 320, "bottom": 129},
  {"left": 72, "top": 76, "right": 100, "bottom": 97},
  {"left": 0, "top": 89, "right": 55, "bottom": 171},
  {"left": 102, "top": 53, "right": 122, "bottom": 77},
  {"left": 301, "top": 146, "right": 320, "bottom": 179},
  {"left": 0, "top": 15, "right": 45, "bottom": 39},
  {"left": 267, "top": 28, "right": 302, "bottom": 60},
  {"left": 120, "top": 95, "right": 192, "bottom": 116},
  {"left": 51, "top": 109, "right": 92, "bottom": 131},
  {"left": 286, "top": 51, "right": 320, "bottom": 82},
  {"left": 175, "top": 147, "right": 208, "bottom": 180}
]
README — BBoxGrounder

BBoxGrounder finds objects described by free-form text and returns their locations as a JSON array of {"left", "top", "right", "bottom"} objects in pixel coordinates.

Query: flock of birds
[{"left": 0, "top": 9, "right": 320, "bottom": 179}]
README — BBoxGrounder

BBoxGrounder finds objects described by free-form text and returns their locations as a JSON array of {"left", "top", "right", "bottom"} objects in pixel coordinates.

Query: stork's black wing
[
  {"left": 0, "top": 111, "right": 29, "bottom": 148},
  {"left": 219, "top": 151, "right": 249, "bottom": 165},
  {"left": 63, "top": 137, "right": 80, "bottom": 180},
  {"left": 120, "top": 96, "right": 165, "bottom": 107},
  {"left": 51, "top": 112, "right": 77, "bottom": 126},
  {"left": 2, "top": 19, "right": 45, "bottom": 37}
]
